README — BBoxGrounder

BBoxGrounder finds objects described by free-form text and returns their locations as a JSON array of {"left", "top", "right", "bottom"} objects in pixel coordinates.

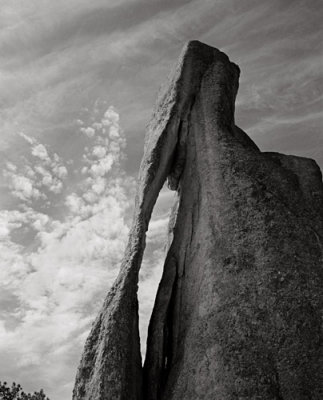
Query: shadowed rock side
[
  {"left": 143, "top": 45, "right": 323, "bottom": 398},
  {"left": 73, "top": 41, "right": 323, "bottom": 400}
]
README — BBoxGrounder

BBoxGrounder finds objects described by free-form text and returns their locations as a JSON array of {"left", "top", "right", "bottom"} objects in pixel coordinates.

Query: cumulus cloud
[
  {"left": 31, "top": 143, "right": 50, "bottom": 162},
  {"left": 92, "top": 145, "right": 106, "bottom": 158},
  {"left": 4, "top": 172, "right": 43, "bottom": 202},
  {"left": 32, "top": 214, "right": 50, "bottom": 231},
  {"left": 102, "top": 107, "right": 119, "bottom": 125},
  {"left": 0, "top": 208, "right": 55, "bottom": 291},
  {"left": 70, "top": 105, "right": 130, "bottom": 225},
  {"left": 65, "top": 193, "right": 85, "bottom": 215},
  {"left": 91, "top": 176, "right": 106, "bottom": 195},
  {"left": 0, "top": 238, "right": 30, "bottom": 288},
  {"left": 0, "top": 210, "right": 26, "bottom": 240},
  {"left": 89, "top": 155, "right": 114, "bottom": 176},
  {"left": 3, "top": 134, "right": 69, "bottom": 202},
  {"left": 0, "top": 105, "right": 140, "bottom": 399}
]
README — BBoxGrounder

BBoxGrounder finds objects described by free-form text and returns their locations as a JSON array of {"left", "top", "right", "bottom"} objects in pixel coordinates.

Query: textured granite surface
[{"left": 74, "top": 41, "right": 323, "bottom": 400}]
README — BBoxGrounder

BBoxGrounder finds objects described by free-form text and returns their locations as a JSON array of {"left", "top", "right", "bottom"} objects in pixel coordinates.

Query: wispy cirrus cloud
[
  {"left": 0, "top": 0, "right": 216, "bottom": 153},
  {"left": 198, "top": 1, "right": 323, "bottom": 167}
]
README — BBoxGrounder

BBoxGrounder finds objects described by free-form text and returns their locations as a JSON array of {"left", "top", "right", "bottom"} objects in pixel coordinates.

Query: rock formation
[{"left": 73, "top": 41, "right": 323, "bottom": 400}]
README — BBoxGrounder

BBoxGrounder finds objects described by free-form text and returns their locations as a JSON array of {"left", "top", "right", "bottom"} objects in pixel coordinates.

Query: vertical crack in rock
[{"left": 73, "top": 41, "right": 323, "bottom": 399}]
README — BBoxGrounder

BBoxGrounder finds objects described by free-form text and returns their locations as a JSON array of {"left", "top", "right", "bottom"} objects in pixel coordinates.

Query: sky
[{"left": 0, "top": 1, "right": 322, "bottom": 399}]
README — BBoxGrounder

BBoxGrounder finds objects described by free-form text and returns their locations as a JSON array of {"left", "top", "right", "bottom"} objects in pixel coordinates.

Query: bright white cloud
[
  {"left": 65, "top": 193, "right": 85, "bottom": 214},
  {"left": 92, "top": 145, "right": 106, "bottom": 158},
  {"left": 49, "top": 179, "right": 63, "bottom": 194},
  {"left": 41, "top": 173, "right": 53, "bottom": 186},
  {"left": 0, "top": 238, "right": 30, "bottom": 287},
  {"left": 109, "top": 125, "right": 120, "bottom": 139},
  {"left": 146, "top": 216, "right": 169, "bottom": 243},
  {"left": 54, "top": 165, "right": 68, "bottom": 179},
  {"left": 91, "top": 176, "right": 106, "bottom": 195},
  {"left": 32, "top": 143, "right": 50, "bottom": 162},
  {"left": 3, "top": 134, "right": 69, "bottom": 201},
  {"left": 0, "top": 210, "right": 25, "bottom": 239},
  {"left": 89, "top": 155, "right": 114, "bottom": 177},
  {"left": 32, "top": 214, "right": 50, "bottom": 231},
  {"left": 0, "top": 193, "right": 131, "bottom": 377},
  {"left": 0, "top": 105, "right": 140, "bottom": 400},
  {"left": 5, "top": 172, "right": 43, "bottom": 202},
  {"left": 103, "top": 106, "right": 119, "bottom": 125},
  {"left": 82, "top": 190, "right": 97, "bottom": 204}
]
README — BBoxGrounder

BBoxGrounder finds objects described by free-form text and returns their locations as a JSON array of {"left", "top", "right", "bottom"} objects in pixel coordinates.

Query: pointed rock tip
[
  {"left": 148, "top": 40, "right": 240, "bottom": 141},
  {"left": 181, "top": 40, "right": 240, "bottom": 74}
]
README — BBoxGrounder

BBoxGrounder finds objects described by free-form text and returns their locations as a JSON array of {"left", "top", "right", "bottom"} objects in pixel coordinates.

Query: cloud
[
  {"left": 54, "top": 164, "right": 68, "bottom": 179},
  {"left": 0, "top": 107, "right": 140, "bottom": 399},
  {"left": 89, "top": 155, "right": 114, "bottom": 177},
  {"left": 0, "top": 210, "right": 37, "bottom": 287},
  {"left": 91, "top": 177, "right": 106, "bottom": 195},
  {"left": 0, "top": 104, "right": 139, "bottom": 399},
  {"left": 146, "top": 216, "right": 169, "bottom": 244},
  {"left": 69, "top": 105, "right": 130, "bottom": 224},
  {"left": 31, "top": 144, "right": 50, "bottom": 162},
  {"left": 138, "top": 249, "right": 165, "bottom": 356},
  {"left": 138, "top": 185, "right": 174, "bottom": 355},
  {"left": 18, "top": 132, "right": 36, "bottom": 145},
  {"left": 103, "top": 107, "right": 120, "bottom": 125},
  {"left": 92, "top": 145, "right": 106, "bottom": 158},
  {"left": 0, "top": 0, "right": 217, "bottom": 153},
  {"left": 3, "top": 134, "right": 69, "bottom": 202},
  {"left": 65, "top": 193, "right": 85, "bottom": 215},
  {"left": 80, "top": 126, "right": 95, "bottom": 138},
  {"left": 4, "top": 172, "right": 43, "bottom": 202}
]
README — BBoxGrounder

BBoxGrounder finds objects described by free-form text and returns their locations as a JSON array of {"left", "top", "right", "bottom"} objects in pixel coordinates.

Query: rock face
[{"left": 73, "top": 41, "right": 323, "bottom": 400}]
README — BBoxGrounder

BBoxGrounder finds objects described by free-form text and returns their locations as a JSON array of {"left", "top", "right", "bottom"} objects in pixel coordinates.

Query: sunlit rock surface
[{"left": 73, "top": 41, "right": 323, "bottom": 400}]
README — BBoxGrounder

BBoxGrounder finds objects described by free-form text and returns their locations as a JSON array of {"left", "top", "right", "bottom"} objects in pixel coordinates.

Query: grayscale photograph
[{"left": 0, "top": 1, "right": 322, "bottom": 399}]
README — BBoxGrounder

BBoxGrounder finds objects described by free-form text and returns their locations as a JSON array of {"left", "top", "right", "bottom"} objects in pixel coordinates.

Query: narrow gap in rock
[{"left": 138, "top": 183, "right": 174, "bottom": 360}]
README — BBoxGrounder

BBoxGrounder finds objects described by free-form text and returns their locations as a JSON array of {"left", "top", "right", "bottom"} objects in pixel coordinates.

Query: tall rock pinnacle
[{"left": 73, "top": 41, "right": 323, "bottom": 400}]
